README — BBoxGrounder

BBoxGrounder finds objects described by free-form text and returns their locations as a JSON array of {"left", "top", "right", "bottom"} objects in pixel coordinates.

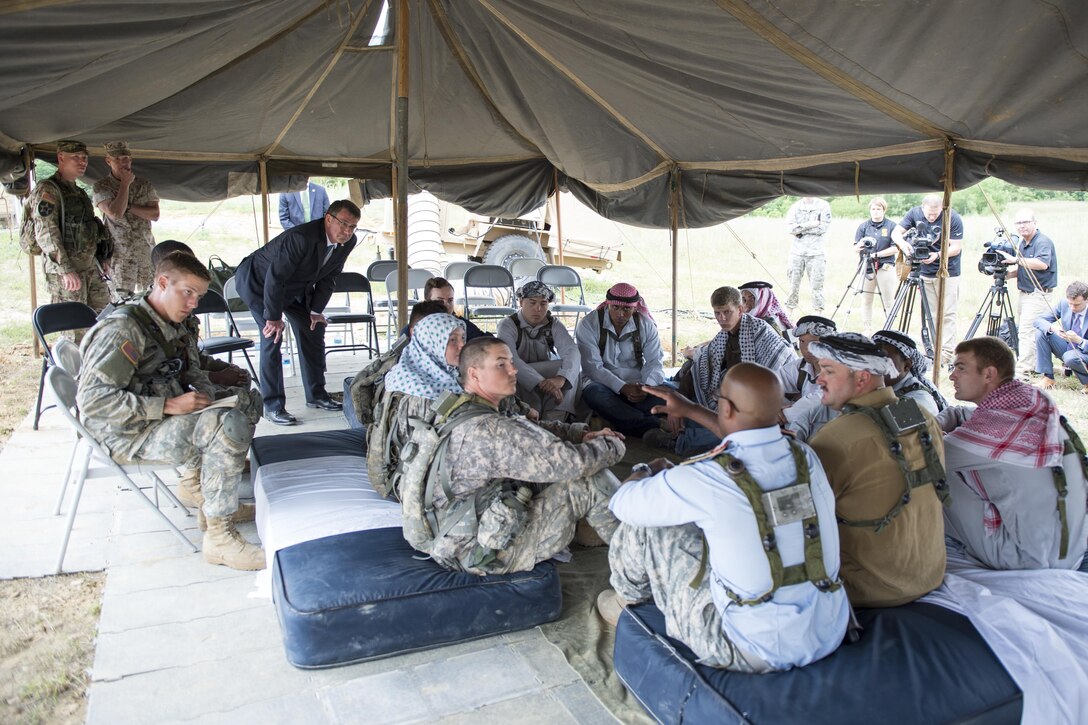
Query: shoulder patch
[
  {"left": 119, "top": 340, "right": 139, "bottom": 366},
  {"left": 37, "top": 200, "right": 55, "bottom": 217}
]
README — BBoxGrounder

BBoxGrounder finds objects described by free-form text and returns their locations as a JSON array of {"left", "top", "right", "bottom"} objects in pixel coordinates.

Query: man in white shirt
[{"left": 599, "top": 363, "right": 848, "bottom": 671}]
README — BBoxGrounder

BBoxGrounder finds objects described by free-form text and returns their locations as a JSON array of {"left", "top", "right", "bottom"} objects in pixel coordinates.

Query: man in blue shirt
[
  {"left": 599, "top": 363, "right": 848, "bottom": 671},
  {"left": 892, "top": 195, "right": 964, "bottom": 366},
  {"left": 993, "top": 208, "right": 1058, "bottom": 378}
]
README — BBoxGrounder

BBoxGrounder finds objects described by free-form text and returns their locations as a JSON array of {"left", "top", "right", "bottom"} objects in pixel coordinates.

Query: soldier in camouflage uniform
[
  {"left": 93, "top": 141, "right": 160, "bottom": 295},
  {"left": 423, "top": 337, "right": 626, "bottom": 575},
  {"left": 78, "top": 253, "right": 264, "bottom": 570},
  {"left": 29, "top": 140, "right": 111, "bottom": 317},
  {"left": 784, "top": 197, "right": 832, "bottom": 313}
]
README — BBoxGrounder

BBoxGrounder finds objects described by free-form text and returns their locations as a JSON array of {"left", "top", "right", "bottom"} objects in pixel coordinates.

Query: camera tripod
[
  {"left": 883, "top": 263, "right": 937, "bottom": 359},
  {"left": 964, "top": 273, "right": 1019, "bottom": 350},
  {"left": 830, "top": 252, "right": 887, "bottom": 326}
]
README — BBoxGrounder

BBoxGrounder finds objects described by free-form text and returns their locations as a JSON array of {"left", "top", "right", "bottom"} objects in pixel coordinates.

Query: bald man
[{"left": 598, "top": 363, "right": 848, "bottom": 672}]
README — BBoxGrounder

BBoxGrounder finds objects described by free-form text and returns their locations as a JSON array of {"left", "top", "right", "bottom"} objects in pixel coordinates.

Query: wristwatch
[{"left": 631, "top": 462, "right": 653, "bottom": 476}]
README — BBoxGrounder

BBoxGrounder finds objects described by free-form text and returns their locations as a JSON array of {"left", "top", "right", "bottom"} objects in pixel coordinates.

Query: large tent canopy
[{"left": 1, "top": 0, "right": 1086, "bottom": 227}]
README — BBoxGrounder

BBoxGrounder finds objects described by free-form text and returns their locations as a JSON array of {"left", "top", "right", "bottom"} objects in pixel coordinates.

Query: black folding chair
[
  {"left": 193, "top": 289, "right": 258, "bottom": 379},
  {"left": 324, "top": 272, "right": 380, "bottom": 358},
  {"left": 32, "top": 302, "right": 99, "bottom": 430}
]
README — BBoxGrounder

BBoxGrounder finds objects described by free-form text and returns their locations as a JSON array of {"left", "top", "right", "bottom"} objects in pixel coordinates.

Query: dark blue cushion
[
  {"left": 342, "top": 376, "right": 364, "bottom": 430},
  {"left": 272, "top": 527, "right": 563, "bottom": 668},
  {"left": 614, "top": 601, "right": 1022, "bottom": 725},
  {"left": 251, "top": 428, "right": 367, "bottom": 467}
]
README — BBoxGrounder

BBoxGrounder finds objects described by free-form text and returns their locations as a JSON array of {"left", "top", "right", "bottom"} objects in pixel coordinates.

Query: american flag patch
[{"left": 119, "top": 340, "right": 139, "bottom": 366}]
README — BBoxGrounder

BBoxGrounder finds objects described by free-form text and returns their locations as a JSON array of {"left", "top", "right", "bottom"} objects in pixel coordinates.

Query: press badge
[{"left": 762, "top": 484, "right": 816, "bottom": 527}]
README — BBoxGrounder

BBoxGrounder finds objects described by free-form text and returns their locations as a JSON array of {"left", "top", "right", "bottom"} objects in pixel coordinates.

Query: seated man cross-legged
[
  {"left": 402, "top": 337, "right": 626, "bottom": 575},
  {"left": 601, "top": 363, "right": 848, "bottom": 671},
  {"left": 1033, "top": 280, "right": 1088, "bottom": 393},
  {"left": 943, "top": 337, "right": 1088, "bottom": 570}
]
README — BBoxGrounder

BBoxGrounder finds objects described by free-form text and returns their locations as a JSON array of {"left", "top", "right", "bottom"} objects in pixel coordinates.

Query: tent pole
[
  {"left": 25, "top": 146, "right": 40, "bottom": 358},
  {"left": 932, "top": 140, "right": 955, "bottom": 385},
  {"left": 669, "top": 168, "right": 680, "bottom": 367},
  {"left": 553, "top": 168, "right": 565, "bottom": 267},
  {"left": 394, "top": 0, "right": 410, "bottom": 330},
  {"left": 258, "top": 158, "right": 270, "bottom": 245}
]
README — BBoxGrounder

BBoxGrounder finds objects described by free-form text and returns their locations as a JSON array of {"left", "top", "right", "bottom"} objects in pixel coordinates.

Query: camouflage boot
[
  {"left": 177, "top": 467, "right": 203, "bottom": 508},
  {"left": 195, "top": 502, "right": 257, "bottom": 532},
  {"left": 202, "top": 516, "right": 265, "bottom": 570}
]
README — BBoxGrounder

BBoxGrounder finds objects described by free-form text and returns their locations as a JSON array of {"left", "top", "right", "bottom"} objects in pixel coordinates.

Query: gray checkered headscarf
[
  {"left": 871, "top": 330, "right": 929, "bottom": 377},
  {"left": 516, "top": 280, "right": 555, "bottom": 302},
  {"left": 808, "top": 332, "right": 898, "bottom": 378},
  {"left": 793, "top": 315, "right": 836, "bottom": 338}
]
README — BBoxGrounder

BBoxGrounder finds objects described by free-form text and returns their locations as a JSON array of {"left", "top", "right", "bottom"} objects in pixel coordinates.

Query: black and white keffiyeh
[
  {"left": 692, "top": 314, "right": 796, "bottom": 408},
  {"left": 872, "top": 330, "right": 948, "bottom": 409},
  {"left": 808, "top": 332, "right": 898, "bottom": 378},
  {"left": 793, "top": 315, "right": 836, "bottom": 338}
]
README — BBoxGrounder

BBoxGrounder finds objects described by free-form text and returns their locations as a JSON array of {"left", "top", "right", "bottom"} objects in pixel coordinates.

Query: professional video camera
[
  {"left": 978, "top": 228, "right": 1019, "bottom": 276},
  {"left": 903, "top": 227, "right": 938, "bottom": 264},
  {"left": 857, "top": 236, "right": 876, "bottom": 251}
]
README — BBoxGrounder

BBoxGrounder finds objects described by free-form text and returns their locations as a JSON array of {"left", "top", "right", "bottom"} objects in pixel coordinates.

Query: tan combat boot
[
  {"left": 202, "top": 516, "right": 266, "bottom": 570},
  {"left": 195, "top": 502, "right": 257, "bottom": 532},
  {"left": 177, "top": 468, "right": 203, "bottom": 508}
]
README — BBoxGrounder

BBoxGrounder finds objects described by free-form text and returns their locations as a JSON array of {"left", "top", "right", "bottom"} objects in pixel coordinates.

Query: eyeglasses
[{"left": 326, "top": 213, "right": 358, "bottom": 232}]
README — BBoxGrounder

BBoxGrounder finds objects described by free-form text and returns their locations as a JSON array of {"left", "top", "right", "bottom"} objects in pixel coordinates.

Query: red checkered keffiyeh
[
  {"left": 946, "top": 379, "right": 1064, "bottom": 534},
  {"left": 748, "top": 286, "right": 795, "bottom": 331}
]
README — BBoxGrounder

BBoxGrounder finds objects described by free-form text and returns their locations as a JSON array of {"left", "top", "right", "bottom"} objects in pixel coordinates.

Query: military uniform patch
[
  {"left": 37, "top": 200, "right": 55, "bottom": 217},
  {"left": 119, "top": 340, "right": 139, "bottom": 366}
]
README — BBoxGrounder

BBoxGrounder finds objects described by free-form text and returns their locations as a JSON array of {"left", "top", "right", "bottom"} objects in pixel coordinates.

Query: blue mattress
[
  {"left": 614, "top": 601, "right": 1022, "bottom": 724},
  {"left": 272, "top": 527, "right": 563, "bottom": 668},
  {"left": 250, "top": 428, "right": 367, "bottom": 467}
]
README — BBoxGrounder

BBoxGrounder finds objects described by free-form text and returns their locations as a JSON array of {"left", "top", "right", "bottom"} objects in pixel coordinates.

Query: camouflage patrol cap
[
  {"left": 104, "top": 140, "right": 131, "bottom": 157},
  {"left": 56, "top": 140, "right": 87, "bottom": 154}
]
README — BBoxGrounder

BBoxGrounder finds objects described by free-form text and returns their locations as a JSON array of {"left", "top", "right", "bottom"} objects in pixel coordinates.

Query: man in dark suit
[
  {"left": 235, "top": 199, "right": 360, "bottom": 424},
  {"left": 278, "top": 181, "right": 330, "bottom": 230},
  {"left": 1033, "top": 280, "right": 1088, "bottom": 392}
]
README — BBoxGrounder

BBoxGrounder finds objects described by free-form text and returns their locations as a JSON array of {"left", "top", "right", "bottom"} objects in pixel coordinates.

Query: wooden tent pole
[
  {"left": 394, "top": 0, "right": 410, "bottom": 329},
  {"left": 258, "top": 158, "right": 270, "bottom": 245},
  {"left": 24, "top": 146, "right": 40, "bottom": 357},
  {"left": 669, "top": 168, "right": 680, "bottom": 367},
  {"left": 933, "top": 140, "right": 955, "bottom": 385},
  {"left": 553, "top": 168, "right": 565, "bottom": 267}
]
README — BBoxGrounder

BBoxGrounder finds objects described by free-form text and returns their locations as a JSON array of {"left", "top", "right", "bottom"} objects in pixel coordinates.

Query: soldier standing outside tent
[
  {"left": 28, "top": 139, "right": 111, "bottom": 315},
  {"left": 784, "top": 196, "right": 832, "bottom": 314},
  {"left": 93, "top": 140, "right": 160, "bottom": 295}
]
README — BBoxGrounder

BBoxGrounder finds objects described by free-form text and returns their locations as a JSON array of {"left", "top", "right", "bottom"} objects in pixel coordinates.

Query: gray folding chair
[
  {"left": 384, "top": 269, "right": 434, "bottom": 339},
  {"left": 367, "top": 260, "right": 402, "bottom": 345},
  {"left": 442, "top": 260, "right": 481, "bottom": 310},
  {"left": 193, "top": 289, "right": 258, "bottom": 379},
  {"left": 537, "top": 264, "right": 594, "bottom": 325},
  {"left": 509, "top": 257, "right": 546, "bottom": 281},
  {"left": 32, "top": 301, "right": 99, "bottom": 429},
  {"left": 46, "top": 367, "right": 197, "bottom": 574},
  {"left": 463, "top": 265, "right": 517, "bottom": 327}
]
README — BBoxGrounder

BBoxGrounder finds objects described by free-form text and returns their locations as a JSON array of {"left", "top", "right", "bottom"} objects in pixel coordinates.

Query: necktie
[
  {"left": 1074, "top": 313, "right": 1084, "bottom": 337},
  {"left": 323, "top": 245, "right": 335, "bottom": 267},
  {"left": 301, "top": 188, "right": 311, "bottom": 222}
]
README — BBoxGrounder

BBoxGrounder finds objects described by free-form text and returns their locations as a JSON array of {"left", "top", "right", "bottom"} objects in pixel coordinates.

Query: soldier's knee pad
[{"left": 220, "top": 408, "right": 255, "bottom": 450}]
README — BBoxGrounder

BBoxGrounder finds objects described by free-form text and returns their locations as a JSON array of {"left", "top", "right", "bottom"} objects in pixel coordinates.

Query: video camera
[
  {"left": 857, "top": 236, "right": 876, "bottom": 252},
  {"left": 903, "top": 227, "right": 938, "bottom": 263},
  {"left": 978, "top": 228, "right": 1018, "bottom": 276}
]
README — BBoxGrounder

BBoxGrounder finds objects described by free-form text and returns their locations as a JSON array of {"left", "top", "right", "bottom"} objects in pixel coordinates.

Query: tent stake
[{"left": 394, "top": 0, "right": 410, "bottom": 330}]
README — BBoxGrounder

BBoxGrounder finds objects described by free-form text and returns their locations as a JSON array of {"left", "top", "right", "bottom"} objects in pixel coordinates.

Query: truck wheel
[{"left": 483, "top": 234, "right": 545, "bottom": 269}]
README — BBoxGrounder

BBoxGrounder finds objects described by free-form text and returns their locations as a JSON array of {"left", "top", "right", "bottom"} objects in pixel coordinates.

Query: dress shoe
[
  {"left": 266, "top": 408, "right": 298, "bottom": 426},
  {"left": 306, "top": 397, "right": 343, "bottom": 411}
]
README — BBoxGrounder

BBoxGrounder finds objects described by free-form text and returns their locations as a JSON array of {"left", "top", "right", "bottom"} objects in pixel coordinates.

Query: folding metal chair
[
  {"left": 324, "top": 272, "right": 379, "bottom": 358},
  {"left": 193, "top": 289, "right": 258, "bottom": 379},
  {"left": 32, "top": 301, "right": 99, "bottom": 430},
  {"left": 46, "top": 367, "right": 197, "bottom": 574},
  {"left": 537, "top": 264, "right": 594, "bottom": 325},
  {"left": 384, "top": 269, "right": 434, "bottom": 339},
  {"left": 509, "top": 257, "right": 546, "bottom": 282},
  {"left": 367, "top": 260, "right": 401, "bottom": 345},
  {"left": 463, "top": 265, "right": 517, "bottom": 327}
]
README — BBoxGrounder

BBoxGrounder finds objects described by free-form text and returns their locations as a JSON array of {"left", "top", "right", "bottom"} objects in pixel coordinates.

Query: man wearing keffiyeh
[
  {"left": 808, "top": 332, "right": 947, "bottom": 607},
  {"left": 871, "top": 329, "right": 947, "bottom": 415},
  {"left": 942, "top": 337, "right": 1088, "bottom": 570}
]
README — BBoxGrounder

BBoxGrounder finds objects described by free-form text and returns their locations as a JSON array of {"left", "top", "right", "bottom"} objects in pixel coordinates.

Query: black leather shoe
[
  {"left": 266, "top": 409, "right": 299, "bottom": 426},
  {"left": 306, "top": 397, "right": 343, "bottom": 411}
]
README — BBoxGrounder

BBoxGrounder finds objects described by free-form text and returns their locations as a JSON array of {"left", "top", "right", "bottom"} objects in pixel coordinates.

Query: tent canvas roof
[{"left": 1, "top": 0, "right": 1085, "bottom": 226}]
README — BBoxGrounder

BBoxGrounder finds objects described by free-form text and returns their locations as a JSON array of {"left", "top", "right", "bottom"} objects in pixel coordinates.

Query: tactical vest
[
  {"left": 896, "top": 379, "right": 947, "bottom": 413},
  {"left": 508, "top": 312, "right": 556, "bottom": 357},
  {"left": 51, "top": 175, "right": 103, "bottom": 258},
  {"left": 113, "top": 304, "right": 190, "bottom": 395},
  {"left": 397, "top": 393, "right": 497, "bottom": 566},
  {"left": 597, "top": 307, "right": 643, "bottom": 368},
  {"left": 1051, "top": 416, "right": 1088, "bottom": 559},
  {"left": 689, "top": 440, "right": 841, "bottom": 605},
  {"left": 838, "top": 397, "right": 949, "bottom": 532}
]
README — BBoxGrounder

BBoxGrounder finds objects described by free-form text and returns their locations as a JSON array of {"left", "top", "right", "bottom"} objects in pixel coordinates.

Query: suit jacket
[
  {"left": 1034, "top": 298, "right": 1088, "bottom": 353},
  {"left": 235, "top": 218, "right": 356, "bottom": 322},
  {"left": 278, "top": 183, "right": 330, "bottom": 229}
]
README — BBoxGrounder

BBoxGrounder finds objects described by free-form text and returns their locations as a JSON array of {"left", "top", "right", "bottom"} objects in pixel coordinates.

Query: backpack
[
  {"left": 349, "top": 335, "right": 408, "bottom": 426},
  {"left": 207, "top": 255, "right": 248, "bottom": 312},
  {"left": 19, "top": 179, "right": 61, "bottom": 256}
]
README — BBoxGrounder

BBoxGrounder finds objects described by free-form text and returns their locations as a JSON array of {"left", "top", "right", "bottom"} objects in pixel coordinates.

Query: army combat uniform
[
  {"left": 92, "top": 173, "right": 159, "bottom": 294},
  {"left": 180, "top": 315, "right": 262, "bottom": 424},
  {"left": 427, "top": 394, "right": 625, "bottom": 575},
  {"left": 77, "top": 297, "right": 254, "bottom": 520},
  {"left": 30, "top": 173, "right": 110, "bottom": 313},
  {"left": 784, "top": 197, "right": 832, "bottom": 312}
]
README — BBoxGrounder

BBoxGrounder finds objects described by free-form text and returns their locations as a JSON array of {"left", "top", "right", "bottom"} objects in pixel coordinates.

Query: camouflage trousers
[
  {"left": 110, "top": 238, "right": 154, "bottom": 296},
  {"left": 111, "top": 407, "right": 254, "bottom": 518},
  {"left": 45, "top": 265, "right": 111, "bottom": 336},
  {"left": 609, "top": 522, "right": 771, "bottom": 672},
  {"left": 443, "top": 469, "right": 621, "bottom": 576},
  {"left": 785, "top": 253, "right": 826, "bottom": 311}
]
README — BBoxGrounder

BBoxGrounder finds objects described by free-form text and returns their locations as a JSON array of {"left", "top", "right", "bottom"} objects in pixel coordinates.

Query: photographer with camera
[
  {"left": 989, "top": 209, "right": 1057, "bottom": 378},
  {"left": 892, "top": 195, "right": 964, "bottom": 366},
  {"left": 853, "top": 197, "right": 898, "bottom": 334}
]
